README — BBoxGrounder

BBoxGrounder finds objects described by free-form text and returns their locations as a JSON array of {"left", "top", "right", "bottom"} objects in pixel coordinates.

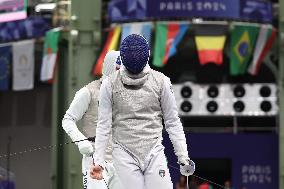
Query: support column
[{"left": 51, "top": 0, "right": 101, "bottom": 189}]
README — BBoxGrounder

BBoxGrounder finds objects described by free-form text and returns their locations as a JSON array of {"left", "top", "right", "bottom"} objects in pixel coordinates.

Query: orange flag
[{"left": 93, "top": 26, "right": 121, "bottom": 76}]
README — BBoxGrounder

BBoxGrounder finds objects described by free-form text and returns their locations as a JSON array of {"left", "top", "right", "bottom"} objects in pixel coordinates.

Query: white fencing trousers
[
  {"left": 112, "top": 143, "right": 173, "bottom": 189},
  {"left": 82, "top": 155, "right": 122, "bottom": 189}
]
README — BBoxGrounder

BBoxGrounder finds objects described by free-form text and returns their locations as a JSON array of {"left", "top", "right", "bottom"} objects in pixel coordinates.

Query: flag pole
[{"left": 6, "top": 136, "right": 11, "bottom": 189}]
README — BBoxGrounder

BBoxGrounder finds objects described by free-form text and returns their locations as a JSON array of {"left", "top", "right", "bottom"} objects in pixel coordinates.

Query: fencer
[
  {"left": 62, "top": 50, "right": 122, "bottom": 189},
  {"left": 90, "top": 34, "right": 195, "bottom": 189}
]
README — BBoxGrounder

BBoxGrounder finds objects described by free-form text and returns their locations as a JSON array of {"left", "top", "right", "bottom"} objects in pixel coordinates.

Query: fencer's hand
[
  {"left": 90, "top": 165, "right": 103, "bottom": 180},
  {"left": 77, "top": 140, "right": 94, "bottom": 156},
  {"left": 180, "top": 159, "right": 195, "bottom": 176}
]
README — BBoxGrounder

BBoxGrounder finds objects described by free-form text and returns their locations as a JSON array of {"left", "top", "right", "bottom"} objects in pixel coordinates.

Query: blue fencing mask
[{"left": 120, "top": 34, "right": 150, "bottom": 74}]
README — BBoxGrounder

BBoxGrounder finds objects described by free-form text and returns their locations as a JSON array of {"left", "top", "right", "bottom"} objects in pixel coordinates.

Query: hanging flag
[
  {"left": 248, "top": 25, "right": 277, "bottom": 75},
  {"left": 93, "top": 26, "right": 121, "bottom": 76},
  {"left": 12, "top": 40, "right": 35, "bottom": 91},
  {"left": 121, "top": 22, "right": 152, "bottom": 45},
  {"left": 153, "top": 22, "right": 188, "bottom": 67},
  {"left": 40, "top": 29, "right": 60, "bottom": 83},
  {"left": 194, "top": 23, "right": 228, "bottom": 65},
  {"left": 230, "top": 23, "right": 259, "bottom": 75},
  {"left": 0, "top": 44, "right": 11, "bottom": 91}
]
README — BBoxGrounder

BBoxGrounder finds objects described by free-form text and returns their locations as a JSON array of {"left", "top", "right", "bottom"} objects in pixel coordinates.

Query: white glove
[
  {"left": 179, "top": 159, "right": 195, "bottom": 176},
  {"left": 78, "top": 140, "right": 94, "bottom": 156}
]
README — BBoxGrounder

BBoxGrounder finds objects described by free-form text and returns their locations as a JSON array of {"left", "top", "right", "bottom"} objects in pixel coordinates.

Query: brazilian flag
[{"left": 230, "top": 23, "right": 259, "bottom": 75}]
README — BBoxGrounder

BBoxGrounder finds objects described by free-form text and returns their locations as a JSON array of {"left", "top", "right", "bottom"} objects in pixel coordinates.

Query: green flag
[
  {"left": 40, "top": 29, "right": 60, "bottom": 82},
  {"left": 153, "top": 22, "right": 188, "bottom": 67},
  {"left": 153, "top": 23, "right": 168, "bottom": 67},
  {"left": 230, "top": 23, "right": 259, "bottom": 75}
]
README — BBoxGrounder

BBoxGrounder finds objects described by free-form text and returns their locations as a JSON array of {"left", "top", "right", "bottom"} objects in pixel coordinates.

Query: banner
[
  {"left": 108, "top": 0, "right": 146, "bottom": 22},
  {"left": 0, "top": 44, "right": 11, "bottom": 91},
  {"left": 150, "top": 0, "right": 239, "bottom": 19},
  {"left": 12, "top": 40, "right": 34, "bottom": 91},
  {"left": 240, "top": 0, "right": 272, "bottom": 23},
  {"left": 108, "top": 0, "right": 272, "bottom": 23},
  {"left": 163, "top": 133, "right": 278, "bottom": 189},
  {"left": 0, "top": 0, "right": 27, "bottom": 23},
  {"left": 0, "top": 17, "right": 50, "bottom": 42},
  {"left": 121, "top": 22, "right": 152, "bottom": 45}
]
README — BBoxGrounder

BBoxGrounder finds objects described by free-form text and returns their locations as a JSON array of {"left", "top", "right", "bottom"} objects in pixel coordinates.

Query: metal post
[
  {"left": 6, "top": 136, "right": 11, "bottom": 189},
  {"left": 279, "top": 0, "right": 284, "bottom": 188},
  {"left": 51, "top": 0, "right": 102, "bottom": 189}
]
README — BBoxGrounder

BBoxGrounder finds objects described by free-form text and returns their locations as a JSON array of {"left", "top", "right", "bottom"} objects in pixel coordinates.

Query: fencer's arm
[
  {"left": 93, "top": 79, "right": 112, "bottom": 166},
  {"left": 62, "top": 87, "right": 91, "bottom": 143},
  {"left": 161, "top": 77, "right": 189, "bottom": 163}
]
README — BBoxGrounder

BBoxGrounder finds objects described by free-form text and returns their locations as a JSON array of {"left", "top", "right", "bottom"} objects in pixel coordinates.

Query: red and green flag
[
  {"left": 40, "top": 28, "right": 60, "bottom": 83},
  {"left": 248, "top": 25, "right": 277, "bottom": 75},
  {"left": 153, "top": 22, "right": 188, "bottom": 67},
  {"left": 230, "top": 23, "right": 259, "bottom": 75}
]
